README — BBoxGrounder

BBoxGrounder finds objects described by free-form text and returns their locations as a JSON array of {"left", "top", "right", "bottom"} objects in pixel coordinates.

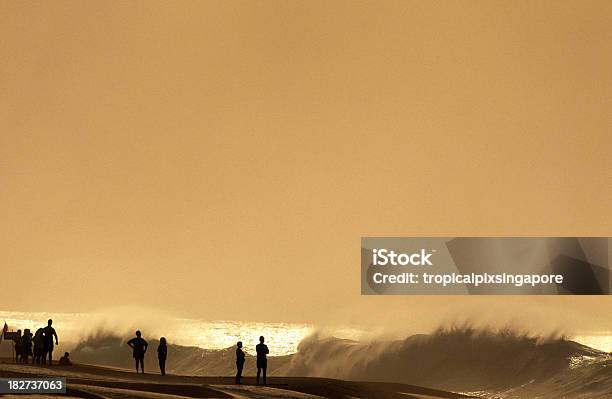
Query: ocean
[{"left": 1, "top": 309, "right": 611, "bottom": 355}]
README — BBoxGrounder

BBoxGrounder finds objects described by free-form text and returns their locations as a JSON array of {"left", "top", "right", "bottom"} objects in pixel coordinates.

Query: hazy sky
[{"left": 1, "top": 1, "right": 611, "bottom": 334}]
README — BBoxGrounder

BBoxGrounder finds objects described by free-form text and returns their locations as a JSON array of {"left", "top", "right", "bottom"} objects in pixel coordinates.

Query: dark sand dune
[{"left": 0, "top": 359, "right": 474, "bottom": 399}]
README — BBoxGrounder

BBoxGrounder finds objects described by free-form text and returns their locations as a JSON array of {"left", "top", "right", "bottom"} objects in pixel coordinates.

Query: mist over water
[
  {"left": 0, "top": 309, "right": 364, "bottom": 356},
  {"left": 284, "top": 327, "right": 612, "bottom": 399},
  {"left": 41, "top": 323, "right": 612, "bottom": 399},
  {"left": 3, "top": 309, "right": 612, "bottom": 398},
  {"left": 1, "top": 308, "right": 611, "bottom": 355}
]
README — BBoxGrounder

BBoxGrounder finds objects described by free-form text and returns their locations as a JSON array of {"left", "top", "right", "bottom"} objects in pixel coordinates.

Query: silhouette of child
[{"left": 59, "top": 352, "right": 72, "bottom": 366}]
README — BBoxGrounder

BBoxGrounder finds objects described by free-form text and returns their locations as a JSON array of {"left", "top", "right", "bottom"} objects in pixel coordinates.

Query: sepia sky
[{"left": 1, "top": 1, "right": 611, "bottom": 334}]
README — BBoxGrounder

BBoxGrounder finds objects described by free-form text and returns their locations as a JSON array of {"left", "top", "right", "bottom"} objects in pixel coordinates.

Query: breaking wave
[
  {"left": 285, "top": 326, "right": 612, "bottom": 398},
  {"left": 69, "top": 326, "right": 612, "bottom": 398}
]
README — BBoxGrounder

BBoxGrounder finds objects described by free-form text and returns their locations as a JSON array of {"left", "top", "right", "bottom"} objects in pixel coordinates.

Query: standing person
[
  {"left": 33, "top": 329, "right": 44, "bottom": 364},
  {"left": 157, "top": 337, "right": 167, "bottom": 376},
  {"left": 235, "top": 341, "right": 245, "bottom": 384},
  {"left": 42, "top": 319, "right": 59, "bottom": 365},
  {"left": 127, "top": 330, "right": 148, "bottom": 374},
  {"left": 20, "top": 329, "right": 33, "bottom": 364},
  {"left": 13, "top": 330, "right": 22, "bottom": 364},
  {"left": 255, "top": 336, "right": 269, "bottom": 385}
]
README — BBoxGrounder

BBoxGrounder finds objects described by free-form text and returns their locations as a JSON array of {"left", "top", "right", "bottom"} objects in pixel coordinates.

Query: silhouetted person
[
  {"left": 42, "top": 319, "right": 58, "bottom": 365},
  {"left": 157, "top": 337, "right": 167, "bottom": 376},
  {"left": 13, "top": 330, "right": 21, "bottom": 364},
  {"left": 127, "top": 330, "right": 148, "bottom": 374},
  {"left": 58, "top": 352, "right": 72, "bottom": 366},
  {"left": 235, "top": 341, "right": 245, "bottom": 384},
  {"left": 256, "top": 336, "right": 269, "bottom": 385},
  {"left": 20, "top": 329, "right": 33, "bottom": 364},
  {"left": 33, "top": 328, "right": 44, "bottom": 364}
]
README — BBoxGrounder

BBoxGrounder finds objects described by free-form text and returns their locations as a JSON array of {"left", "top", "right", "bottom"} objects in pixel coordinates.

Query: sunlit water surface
[
  {"left": 0, "top": 311, "right": 364, "bottom": 356},
  {"left": 2, "top": 310, "right": 611, "bottom": 355}
]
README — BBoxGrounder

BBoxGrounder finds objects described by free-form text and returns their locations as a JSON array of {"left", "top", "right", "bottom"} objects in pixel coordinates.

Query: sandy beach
[{"left": 0, "top": 359, "right": 475, "bottom": 399}]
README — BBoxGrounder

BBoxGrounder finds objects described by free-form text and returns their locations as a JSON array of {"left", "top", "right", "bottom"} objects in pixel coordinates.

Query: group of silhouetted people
[
  {"left": 125, "top": 330, "right": 167, "bottom": 376},
  {"left": 8, "top": 318, "right": 272, "bottom": 383},
  {"left": 10, "top": 319, "right": 66, "bottom": 366},
  {"left": 125, "top": 330, "right": 270, "bottom": 384},
  {"left": 235, "top": 335, "right": 269, "bottom": 385}
]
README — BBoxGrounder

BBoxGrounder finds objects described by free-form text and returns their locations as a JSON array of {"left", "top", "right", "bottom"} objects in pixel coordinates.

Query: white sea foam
[{"left": 2, "top": 309, "right": 610, "bottom": 355}]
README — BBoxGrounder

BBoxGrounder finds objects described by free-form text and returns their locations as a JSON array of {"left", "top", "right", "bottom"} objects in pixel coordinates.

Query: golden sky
[{"left": 1, "top": 1, "right": 611, "bottom": 333}]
